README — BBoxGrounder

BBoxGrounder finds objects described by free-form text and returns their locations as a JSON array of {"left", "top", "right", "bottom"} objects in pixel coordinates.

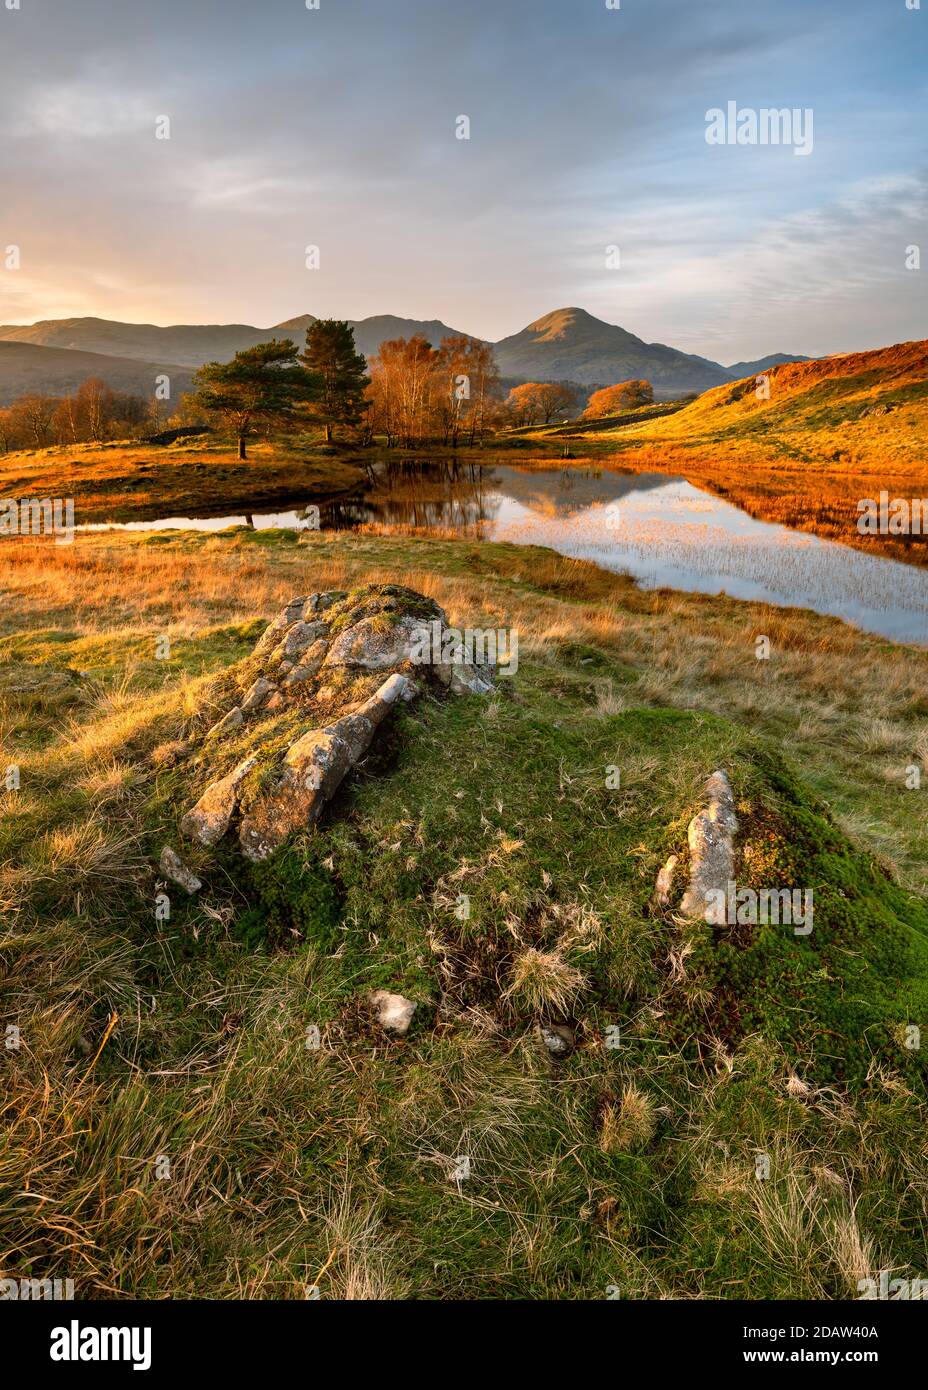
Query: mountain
[
  {"left": 0, "top": 313, "right": 473, "bottom": 372},
  {"left": 0, "top": 318, "right": 279, "bottom": 370},
  {"left": 726, "top": 352, "right": 812, "bottom": 377},
  {"left": 0, "top": 341, "right": 194, "bottom": 406},
  {"left": 492, "top": 307, "right": 732, "bottom": 397},
  {"left": 0, "top": 305, "right": 812, "bottom": 401}
]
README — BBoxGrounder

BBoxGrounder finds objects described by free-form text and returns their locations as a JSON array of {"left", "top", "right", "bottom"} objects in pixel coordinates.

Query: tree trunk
[
  {"left": 238, "top": 436, "right": 247, "bottom": 460},
  {"left": 325, "top": 422, "right": 333, "bottom": 443}
]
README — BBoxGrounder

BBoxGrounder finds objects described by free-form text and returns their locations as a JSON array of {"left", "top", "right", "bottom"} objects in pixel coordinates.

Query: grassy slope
[{"left": 1, "top": 529, "right": 927, "bottom": 1298}]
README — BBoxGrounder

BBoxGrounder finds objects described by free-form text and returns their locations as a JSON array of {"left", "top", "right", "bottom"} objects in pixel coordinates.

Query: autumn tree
[
  {"left": 433, "top": 335, "right": 501, "bottom": 447},
  {"left": 192, "top": 339, "right": 317, "bottom": 459},
  {"left": 366, "top": 335, "right": 437, "bottom": 447},
  {"left": 506, "top": 381, "right": 577, "bottom": 426},
  {"left": 299, "top": 319, "right": 369, "bottom": 442},
  {"left": 583, "top": 379, "right": 654, "bottom": 419}
]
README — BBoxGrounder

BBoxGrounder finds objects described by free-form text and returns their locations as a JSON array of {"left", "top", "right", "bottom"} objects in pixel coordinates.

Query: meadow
[{"left": 2, "top": 525, "right": 927, "bottom": 1298}]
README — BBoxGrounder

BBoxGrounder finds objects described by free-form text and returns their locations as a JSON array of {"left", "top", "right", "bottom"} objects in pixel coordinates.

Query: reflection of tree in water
[{"left": 318, "top": 458, "right": 504, "bottom": 536}]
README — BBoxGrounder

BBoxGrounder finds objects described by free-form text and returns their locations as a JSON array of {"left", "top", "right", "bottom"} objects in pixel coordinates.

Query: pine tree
[
  {"left": 192, "top": 339, "right": 316, "bottom": 459},
  {"left": 300, "top": 320, "right": 370, "bottom": 443}
]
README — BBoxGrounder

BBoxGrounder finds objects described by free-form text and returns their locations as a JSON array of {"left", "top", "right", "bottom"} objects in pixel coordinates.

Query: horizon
[{"left": 1, "top": 0, "right": 926, "bottom": 360}]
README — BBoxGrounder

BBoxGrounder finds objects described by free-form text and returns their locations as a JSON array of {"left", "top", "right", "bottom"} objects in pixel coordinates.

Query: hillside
[
  {"left": 493, "top": 307, "right": 732, "bottom": 397},
  {"left": 624, "top": 338, "right": 928, "bottom": 472},
  {"left": 0, "top": 341, "right": 194, "bottom": 405}
]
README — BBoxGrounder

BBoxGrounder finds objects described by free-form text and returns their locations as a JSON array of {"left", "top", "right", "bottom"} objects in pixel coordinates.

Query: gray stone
[
  {"left": 537, "top": 1022, "right": 574, "bottom": 1057},
  {"left": 159, "top": 845, "right": 202, "bottom": 894},
  {"left": 370, "top": 990, "right": 418, "bottom": 1037},
  {"left": 251, "top": 596, "right": 307, "bottom": 658},
  {"left": 281, "top": 620, "right": 329, "bottom": 660},
  {"left": 237, "top": 673, "right": 417, "bottom": 861},
  {"left": 181, "top": 754, "right": 256, "bottom": 847},
  {"left": 323, "top": 614, "right": 424, "bottom": 671},
  {"left": 241, "top": 677, "right": 275, "bottom": 712},
  {"left": 206, "top": 706, "right": 243, "bottom": 739},
  {"left": 679, "top": 771, "right": 739, "bottom": 923},
  {"left": 654, "top": 853, "right": 679, "bottom": 909}
]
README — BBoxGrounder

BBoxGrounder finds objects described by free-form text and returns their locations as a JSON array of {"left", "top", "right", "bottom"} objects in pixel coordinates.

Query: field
[{"left": 2, "top": 525, "right": 927, "bottom": 1298}]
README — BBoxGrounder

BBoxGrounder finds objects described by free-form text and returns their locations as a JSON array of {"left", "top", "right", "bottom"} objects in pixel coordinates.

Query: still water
[{"left": 80, "top": 463, "right": 928, "bottom": 645}]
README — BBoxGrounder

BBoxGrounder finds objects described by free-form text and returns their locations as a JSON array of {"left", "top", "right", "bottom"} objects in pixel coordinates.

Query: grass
[{"left": 1, "top": 526, "right": 927, "bottom": 1298}]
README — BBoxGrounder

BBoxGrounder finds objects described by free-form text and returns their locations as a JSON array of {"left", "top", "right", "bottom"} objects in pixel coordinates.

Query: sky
[{"left": 0, "top": 0, "right": 925, "bottom": 362}]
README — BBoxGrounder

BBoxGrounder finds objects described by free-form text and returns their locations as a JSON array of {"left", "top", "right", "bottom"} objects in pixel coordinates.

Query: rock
[
  {"left": 679, "top": 771, "right": 739, "bottom": 923},
  {"left": 206, "top": 706, "right": 243, "bottom": 738},
  {"left": 237, "top": 673, "right": 417, "bottom": 861},
  {"left": 159, "top": 846, "right": 202, "bottom": 894},
  {"left": 323, "top": 614, "right": 424, "bottom": 671},
  {"left": 370, "top": 990, "right": 417, "bottom": 1037},
  {"left": 304, "top": 591, "right": 346, "bottom": 617},
  {"left": 281, "top": 620, "right": 329, "bottom": 660},
  {"left": 181, "top": 754, "right": 257, "bottom": 847},
  {"left": 653, "top": 853, "right": 679, "bottom": 909},
  {"left": 281, "top": 640, "right": 327, "bottom": 685},
  {"left": 537, "top": 1022, "right": 574, "bottom": 1057},
  {"left": 241, "top": 677, "right": 275, "bottom": 712},
  {"left": 448, "top": 659, "right": 495, "bottom": 696},
  {"left": 251, "top": 596, "right": 307, "bottom": 659}
]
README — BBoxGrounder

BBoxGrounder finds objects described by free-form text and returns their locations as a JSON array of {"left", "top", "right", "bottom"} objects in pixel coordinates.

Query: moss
[{"left": 237, "top": 844, "right": 341, "bottom": 950}]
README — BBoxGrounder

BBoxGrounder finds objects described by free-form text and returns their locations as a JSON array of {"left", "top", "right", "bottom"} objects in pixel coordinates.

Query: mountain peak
[{"left": 524, "top": 307, "right": 600, "bottom": 340}]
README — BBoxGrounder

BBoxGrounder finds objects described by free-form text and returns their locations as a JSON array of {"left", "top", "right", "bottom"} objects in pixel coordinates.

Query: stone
[
  {"left": 241, "top": 677, "right": 275, "bottom": 712},
  {"left": 159, "top": 846, "right": 202, "bottom": 894},
  {"left": 304, "top": 591, "right": 346, "bottom": 617},
  {"left": 206, "top": 706, "right": 243, "bottom": 738},
  {"left": 181, "top": 754, "right": 256, "bottom": 847},
  {"left": 537, "top": 1022, "right": 574, "bottom": 1057},
  {"left": 251, "top": 596, "right": 307, "bottom": 659},
  {"left": 281, "top": 620, "right": 329, "bottom": 660},
  {"left": 281, "top": 640, "right": 327, "bottom": 685},
  {"left": 679, "top": 771, "right": 739, "bottom": 923},
  {"left": 654, "top": 853, "right": 679, "bottom": 909},
  {"left": 370, "top": 990, "right": 417, "bottom": 1037},
  {"left": 323, "top": 614, "right": 425, "bottom": 671}
]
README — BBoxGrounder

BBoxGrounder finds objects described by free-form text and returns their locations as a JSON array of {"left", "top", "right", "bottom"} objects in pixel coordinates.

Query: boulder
[
  {"left": 281, "top": 620, "right": 329, "bottom": 660},
  {"left": 238, "top": 673, "right": 417, "bottom": 861},
  {"left": 323, "top": 614, "right": 425, "bottom": 672}
]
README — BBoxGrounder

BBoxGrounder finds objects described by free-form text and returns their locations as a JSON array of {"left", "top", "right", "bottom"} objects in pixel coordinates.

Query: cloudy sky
[{"left": 0, "top": 0, "right": 925, "bottom": 361}]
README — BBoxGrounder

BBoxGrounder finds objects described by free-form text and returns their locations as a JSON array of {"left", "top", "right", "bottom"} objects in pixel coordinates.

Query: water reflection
[{"left": 79, "top": 461, "right": 928, "bottom": 645}]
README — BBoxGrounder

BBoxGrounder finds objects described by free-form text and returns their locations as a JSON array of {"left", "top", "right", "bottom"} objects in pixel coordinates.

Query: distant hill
[
  {"left": 726, "top": 352, "right": 812, "bottom": 377},
  {"left": 0, "top": 313, "right": 473, "bottom": 372},
  {"left": 0, "top": 341, "right": 193, "bottom": 406}
]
